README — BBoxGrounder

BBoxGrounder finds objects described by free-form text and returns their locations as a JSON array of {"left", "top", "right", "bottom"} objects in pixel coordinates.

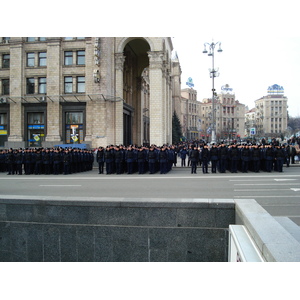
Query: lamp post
[{"left": 203, "top": 41, "right": 222, "bottom": 144}]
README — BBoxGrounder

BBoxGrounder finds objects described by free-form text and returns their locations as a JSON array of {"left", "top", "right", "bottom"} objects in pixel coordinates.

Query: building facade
[
  {"left": 180, "top": 88, "right": 200, "bottom": 140},
  {"left": 0, "top": 37, "right": 174, "bottom": 148},
  {"left": 254, "top": 84, "right": 288, "bottom": 139},
  {"left": 200, "top": 85, "right": 245, "bottom": 142}
]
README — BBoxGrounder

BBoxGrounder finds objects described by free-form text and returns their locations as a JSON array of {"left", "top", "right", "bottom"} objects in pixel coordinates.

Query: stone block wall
[{"left": 0, "top": 197, "right": 235, "bottom": 262}]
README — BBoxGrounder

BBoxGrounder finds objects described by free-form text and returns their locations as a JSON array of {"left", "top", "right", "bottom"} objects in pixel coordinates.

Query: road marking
[
  {"left": 234, "top": 183, "right": 300, "bottom": 186},
  {"left": 234, "top": 189, "right": 292, "bottom": 192},
  {"left": 234, "top": 195, "right": 300, "bottom": 198},
  {"left": 39, "top": 185, "right": 82, "bottom": 187},
  {"left": 274, "top": 179, "right": 297, "bottom": 181}
]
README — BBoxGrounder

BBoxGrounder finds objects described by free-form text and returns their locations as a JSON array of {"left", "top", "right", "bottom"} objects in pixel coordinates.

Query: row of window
[
  {"left": 0, "top": 50, "right": 85, "bottom": 69},
  {"left": 1, "top": 37, "right": 86, "bottom": 43},
  {"left": 1, "top": 76, "right": 86, "bottom": 95}
]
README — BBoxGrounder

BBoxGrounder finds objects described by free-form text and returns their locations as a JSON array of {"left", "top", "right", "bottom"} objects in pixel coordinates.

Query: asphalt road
[{"left": 1, "top": 164, "right": 300, "bottom": 225}]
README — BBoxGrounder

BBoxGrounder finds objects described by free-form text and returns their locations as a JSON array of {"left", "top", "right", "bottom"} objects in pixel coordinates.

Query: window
[
  {"left": 64, "top": 51, "right": 73, "bottom": 65},
  {"left": 27, "top": 53, "right": 35, "bottom": 67},
  {"left": 26, "top": 78, "right": 35, "bottom": 94},
  {"left": 64, "top": 76, "right": 73, "bottom": 93},
  {"left": 27, "top": 37, "right": 36, "bottom": 42},
  {"left": 77, "top": 76, "right": 85, "bottom": 93},
  {"left": 38, "top": 52, "right": 47, "bottom": 66},
  {"left": 2, "top": 54, "right": 10, "bottom": 68},
  {"left": 2, "top": 79, "right": 9, "bottom": 95},
  {"left": 66, "top": 112, "right": 83, "bottom": 124},
  {"left": 77, "top": 50, "right": 85, "bottom": 65},
  {"left": 38, "top": 37, "right": 46, "bottom": 41},
  {"left": 28, "top": 112, "right": 45, "bottom": 124},
  {"left": 0, "top": 113, "right": 7, "bottom": 125},
  {"left": 38, "top": 77, "right": 47, "bottom": 94}
]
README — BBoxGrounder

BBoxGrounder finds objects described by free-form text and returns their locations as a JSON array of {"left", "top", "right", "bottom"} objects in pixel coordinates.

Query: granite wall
[{"left": 0, "top": 197, "right": 235, "bottom": 262}]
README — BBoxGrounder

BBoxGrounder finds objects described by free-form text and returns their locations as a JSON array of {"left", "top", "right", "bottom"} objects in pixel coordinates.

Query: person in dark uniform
[
  {"left": 125, "top": 145, "right": 136, "bottom": 174},
  {"left": 158, "top": 146, "right": 168, "bottom": 174},
  {"left": 179, "top": 147, "right": 187, "bottom": 167},
  {"left": 274, "top": 145, "right": 286, "bottom": 172},
  {"left": 63, "top": 149, "right": 72, "bottom": 175},
  {"left": 218, "top": 142, "right": 228, "bottom": 173},
  {"left": 190, "top": 145, "right": 199, "bottom": 174},
  {"left": 15, "top": 148, "right": 24, "bottom": 175},
  {"left": 241, "top": 144, "right": 251, "bottom": 173},
  {"left": 200, "top": 144, "right": 210, "bottom": 174},
  {"left": 228, "top": 143, "right": 239, "bottom": 173},
  {"left": 0, "top": 150, "right": 6, "bottom": 172},
  {"left": 96, "top": 147, "right": 105, "bottom": 174},
  {"left": 251, "top": 144, "right": 261, "bottom": 173},
  {"left": 105, "top": 145, "right": 114, "bottom": 174},
  {"left": 147, "top": 145, "right": 157, "bottom": 174},
  {"left": 265, "top": 144, "right": 274, "bottom": 172},
  {"left": 6, "top": 148, "right": 14, "bottom": 175},
  {"left": 114, "top": 146, "right": 124, "bottom": 174},
  {"left": 52, "top": 148, "right": 61, "bottom": 175},
  {"left": 210, "top": 144, "right": 219, "bottom": 173},
  {"left": 137, "top": 146, "right": 147, "bottom": 174},
  {"left": 34, "top": 148, "right": 43, "bottom": 175},
  {"left": 43, "top": 148, "right": 51, "bottom": 174},
  {"left": 24, "top": 148, "right": 32, "bottom": 175}
]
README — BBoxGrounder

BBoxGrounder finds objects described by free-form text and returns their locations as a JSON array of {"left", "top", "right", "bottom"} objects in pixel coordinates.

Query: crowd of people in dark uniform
[
  {"left": 0, "top": 147, "right": 94, "bottom": 175},
  {"left": 176, "top": 137, "right": 300, "bottom": 174},
  {"left": 96, "top": 144, "right": 178, "bottom": 175},
  {"left": 0, "top": 137, "right": 299, "bottom": 176}
]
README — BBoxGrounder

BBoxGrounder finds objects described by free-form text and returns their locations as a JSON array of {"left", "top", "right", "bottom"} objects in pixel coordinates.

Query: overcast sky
[
  {"left": 7, "top": 0, "right": 300, "bottom": 117},
  {"left": 172, "top": 35, "right": 300, "bottom": 116}
]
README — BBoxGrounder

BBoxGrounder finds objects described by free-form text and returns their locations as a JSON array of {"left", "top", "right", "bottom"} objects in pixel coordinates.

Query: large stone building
[
  {"left": 254, "top": 84, "right": 288, "bottom": 138},
  {"left": 0, "top": 37, "right": 174, "bottom": 148},
  {"left": 180, "top": 88, "right": 200, "bottom": 140},
  {"left": 200, "top": 85, "right": 245, "bottom": 142}
]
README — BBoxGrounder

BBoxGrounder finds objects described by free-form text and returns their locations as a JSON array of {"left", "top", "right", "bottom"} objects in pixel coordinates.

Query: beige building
[
  {"left": 245, "top": 107, "right": 256, "bottom": 138},
  {"left": 200, "top": 85, "right": 245, "bottom": 142},
  {"left": 180, "top": 88, "right": 200, "bottom": 140},
  {"left": 255, "top": 85, "right": 288, "bottom": 138},
  {"left": 0, "top": 37, "right": 175, "bottom": 148}
]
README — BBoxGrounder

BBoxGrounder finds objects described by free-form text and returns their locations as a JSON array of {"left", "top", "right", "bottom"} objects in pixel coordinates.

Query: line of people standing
[
  {"left": 96, "top": 144, "right": 178, "bottom": 175},
  {"left": 177, "top": 142, "right": 295, "bottom": 174},
  {"left": 0, "top": 147, "right": 94, "bottom": 175}
]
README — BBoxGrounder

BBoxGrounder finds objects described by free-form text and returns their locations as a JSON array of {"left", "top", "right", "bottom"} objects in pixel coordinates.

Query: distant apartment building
[
  {"left": 180, "top": 88, "right": 200, "bottom": 140},
  {"left": 245, "top": 107, "right": 256, "bottom": 138},
  {"left": 254, "top": 84, "right": 288, "bottom": 138},
  {"left": 200, "top": 85, "right": 245, "bottom": 142}
]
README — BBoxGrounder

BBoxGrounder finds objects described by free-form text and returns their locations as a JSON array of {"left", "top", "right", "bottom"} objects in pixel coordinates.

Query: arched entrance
[{"left": 122, "top": 38, "right": 150, "bottom": 146}]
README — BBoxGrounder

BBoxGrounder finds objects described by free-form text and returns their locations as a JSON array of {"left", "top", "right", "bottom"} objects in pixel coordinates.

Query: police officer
[
  {"left": 210, "top": 144, "right": 219, "bottom": 173},
  {"left": 6, "top": 148, "right": 14, "bottom": 175},
  {"left": 137, "top": 146, "right": 147, "bottom": 174},
  {"left": 200, "top": 144, "right": 210, "bottom": 174},
  {"left": 114, "top": 146, "right": 124, "bottom": 174},
  {"left": 190, "top": 145, "right": 199, "bottom": 174},
  {"left": 63, "top": 149, "right": 72, "bottom": 175},
  {"left": 218, "top": 142, "right": 228, "bottom": 173},
  {"left": 96, "top": 146, "right": 105, "bottom": 174},
  {"left": 105, "top": 145, "right": 114, "bottom": 174},
  {"left": 251, "top": 144, "right": 261, "bottom": 173},
  {"left": 147, "top": 145, "right": 157, "bottom": 174},
  {"left": 158, "top": 146, "right": 168, "bottom": 174},
  {"left": 15, "top": 148, "right": 24, "bottom": 175}
]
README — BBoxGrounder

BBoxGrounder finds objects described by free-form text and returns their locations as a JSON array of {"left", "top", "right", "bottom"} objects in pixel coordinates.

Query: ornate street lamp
[{"left": 203, "top": 41, "right": 222, "bottom": 144}]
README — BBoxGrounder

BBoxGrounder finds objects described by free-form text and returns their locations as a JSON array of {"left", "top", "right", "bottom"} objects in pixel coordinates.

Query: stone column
[
  {"left": 148, "top": 51, "right": 165, "bottom": 146},
  {"left": 45, "top": 38, "right": 62, "bottom": 146},
  {"left": 115, "top": 53, "right": 125, "bottom": 145},
  {"left": 8, "top": 38, "right": 24, "bottom": 147}
]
